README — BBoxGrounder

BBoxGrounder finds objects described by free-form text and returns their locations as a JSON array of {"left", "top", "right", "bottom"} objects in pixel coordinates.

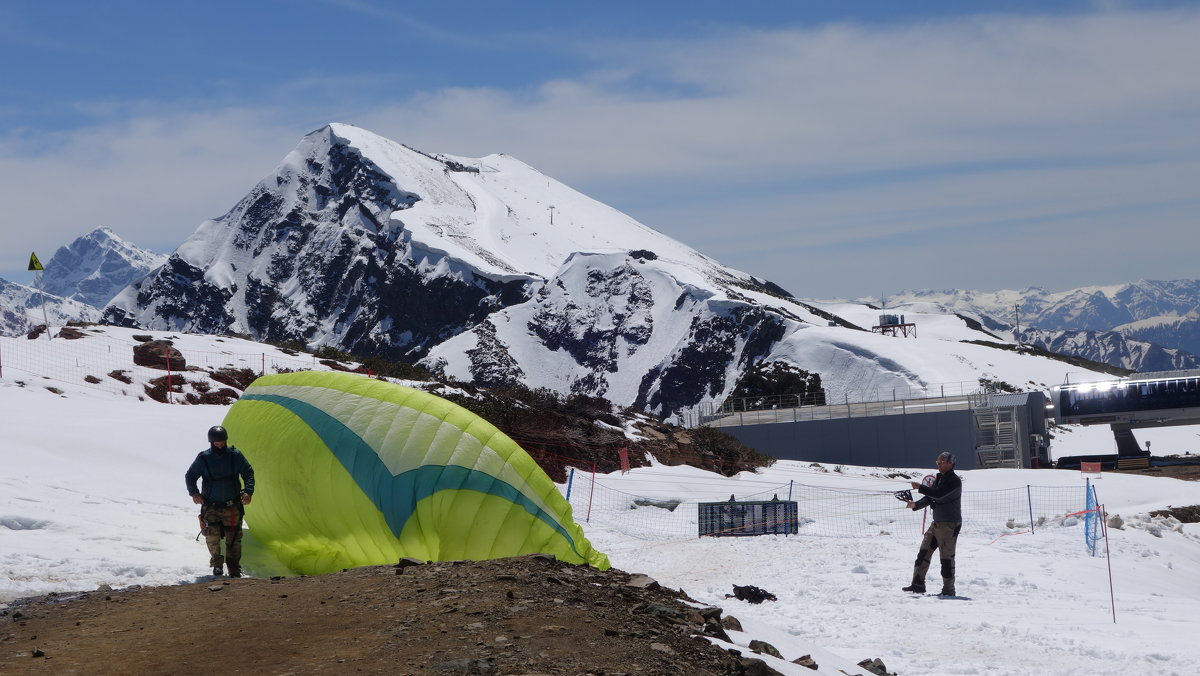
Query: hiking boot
[
  {"left": 939, "top": 587, "right": 956, "bottom": 597},
  {"left": 228, "top": 569, "right": 242, "bottom": 578},
  {"left": 902, "top": 584, "right": 925, "bottom": 593},
  {"left": 212, "top": 566, "right": 223, "bottom": 577}
]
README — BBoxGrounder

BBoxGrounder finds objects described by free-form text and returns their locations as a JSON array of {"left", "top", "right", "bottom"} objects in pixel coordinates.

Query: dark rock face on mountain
[
  {"left": 419, "top": 248, "right": 808, "bottom": 420},
  {"left": 634, "top": 307, "right": 789, "bottom": 416}
]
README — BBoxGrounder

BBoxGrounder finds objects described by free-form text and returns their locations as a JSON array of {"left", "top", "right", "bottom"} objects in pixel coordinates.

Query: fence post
[
  {"left": 565, "top": 467, "right": 575, "bottom": 501},
  {"left": 586, "top": 462, "right": 596, "bottom": 523},
  {"left": 787, "top": 479, "right": 793, "bottom": 502},
  {"left": 261, "top": 353, "right": 266, "bottom": 375},
  {"left": 1027, "top": 485, "right": 1035, "bottom": 534},
  {"left": 1102, "top": 504, "right": 1117, "bottom": 624},
  {"left": 166, "top": 354, "right": 173, "bottom": 405}
]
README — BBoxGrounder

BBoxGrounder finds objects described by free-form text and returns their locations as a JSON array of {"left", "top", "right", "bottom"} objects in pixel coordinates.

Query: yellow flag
[{"left": 28, "top": 252, "right": 44, "bottom": 271}]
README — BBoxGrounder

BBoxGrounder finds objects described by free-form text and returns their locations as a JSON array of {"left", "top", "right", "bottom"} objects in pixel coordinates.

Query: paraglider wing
[{"left": 222, "top": 371, "right": 609, "bottom": 575}]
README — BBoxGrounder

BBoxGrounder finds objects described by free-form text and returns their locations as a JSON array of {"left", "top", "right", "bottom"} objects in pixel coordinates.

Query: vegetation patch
[
  {"left": 108, "top": 370, "right": 133, "bottom": 384},
  {"left": 210, "top": 367, "right": 260, "bottom": 391},
  {"left": 1150, "top": 505, "right": 1200, "bottom": 523},
  {"left": 185, "top": 388, "right": 241, "bottom": 405},
  {"left": 978, "top": 377, "right": 1020, "bottom": 394},
  {"left": 143, "top": 376, "right": 182, "bottom": 403},
  {"left": 727, "top": 361, "right": 825, "bottom": 410}
]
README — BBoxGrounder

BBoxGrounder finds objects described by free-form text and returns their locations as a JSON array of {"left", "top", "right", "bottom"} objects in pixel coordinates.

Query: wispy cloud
[{"left": 314, "top": 0, "right": 489, "bottom": 49}]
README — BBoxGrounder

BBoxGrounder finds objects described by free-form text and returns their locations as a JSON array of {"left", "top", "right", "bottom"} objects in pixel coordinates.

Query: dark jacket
[
  {"left": 914, "top": 470, "right": 962, "bottom": 522},
  {"left": 186, "top": 446, "right": 255, "bottom": 504}
]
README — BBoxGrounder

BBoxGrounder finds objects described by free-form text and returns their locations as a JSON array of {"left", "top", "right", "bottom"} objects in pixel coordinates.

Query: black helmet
[{"left": 208, "top": 425, "right": 229, "bottom": 443}]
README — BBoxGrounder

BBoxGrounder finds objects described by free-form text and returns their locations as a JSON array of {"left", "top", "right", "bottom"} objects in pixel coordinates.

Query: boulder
[{"left": 133, "top": 340, "right": 186, "bottom": 370}]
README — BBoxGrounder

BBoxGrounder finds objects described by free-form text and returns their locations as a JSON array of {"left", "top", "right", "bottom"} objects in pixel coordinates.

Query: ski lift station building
[{"left": 697, "top": 389, "right": 1053, "bottom": 471}]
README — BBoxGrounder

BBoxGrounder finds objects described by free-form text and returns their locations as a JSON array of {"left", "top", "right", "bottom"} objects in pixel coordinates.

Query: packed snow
[{"left": 3, "top": 332, "right": 1200, "bottom": 675}]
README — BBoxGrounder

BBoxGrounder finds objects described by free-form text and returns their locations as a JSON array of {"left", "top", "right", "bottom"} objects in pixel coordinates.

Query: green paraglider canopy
[{"left": 222, "top": 371, "right": 609, "bottom": 575}]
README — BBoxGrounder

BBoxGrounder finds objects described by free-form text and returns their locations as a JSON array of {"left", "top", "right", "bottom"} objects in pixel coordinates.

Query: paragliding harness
[{"left": 196, "top": 498, "right": 245, "bottom": 541}]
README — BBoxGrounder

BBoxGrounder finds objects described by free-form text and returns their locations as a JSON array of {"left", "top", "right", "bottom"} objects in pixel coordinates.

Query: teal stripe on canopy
[{"left": 240, "top": 393, "right": 580, "bottom": 554}]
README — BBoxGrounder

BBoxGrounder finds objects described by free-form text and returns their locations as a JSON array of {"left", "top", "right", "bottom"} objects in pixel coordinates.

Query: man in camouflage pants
[
  {"left": 185, "top": 426, "right": 255, "bottom": 578},
  {"left": 901, "top": 451, "right": 963, "bottom": 596}
]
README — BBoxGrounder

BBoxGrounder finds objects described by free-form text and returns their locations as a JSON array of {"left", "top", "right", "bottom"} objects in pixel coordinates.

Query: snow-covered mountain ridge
[
  {"left": 2, "top": 123, "right": 1149, "bottom": 420},
  {"left": 0, "top": 279, "right": 102, "bottom": 336}
]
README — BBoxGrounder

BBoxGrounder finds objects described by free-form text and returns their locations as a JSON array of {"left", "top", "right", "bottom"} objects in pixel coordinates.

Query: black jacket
[
  {"left": 914, "top": 470, "right": 962, "bottom": 523},
  {"left": 185, "top": 446, "right": 255, "bottom": 504}
]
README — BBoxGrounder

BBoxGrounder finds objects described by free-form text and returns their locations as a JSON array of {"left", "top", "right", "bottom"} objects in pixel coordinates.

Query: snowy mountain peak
[
  {"left": 102, "top": 123, "right": 767, "bottom": 378},
  {"left": 41, "top": 227, "right": 166, "bottom": 308}
]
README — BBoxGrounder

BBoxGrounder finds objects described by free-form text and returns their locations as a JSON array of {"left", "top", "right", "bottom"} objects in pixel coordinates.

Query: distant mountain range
[
  {"left": 2, "top": 123, "right": 1196, "bottom": 420},
  {"left": 877, "top": 284, "right": 1200, "bottom": 372}
]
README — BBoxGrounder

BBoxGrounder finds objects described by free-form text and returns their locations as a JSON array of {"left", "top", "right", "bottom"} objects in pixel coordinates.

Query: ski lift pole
[{"left": 38, "top": 273, "right": 51, "bottom": 338}]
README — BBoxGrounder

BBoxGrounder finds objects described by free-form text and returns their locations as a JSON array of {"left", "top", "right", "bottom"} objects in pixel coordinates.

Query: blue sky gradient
[{"left": 2, "top": 0, "right": 1197, "bottom": 299}]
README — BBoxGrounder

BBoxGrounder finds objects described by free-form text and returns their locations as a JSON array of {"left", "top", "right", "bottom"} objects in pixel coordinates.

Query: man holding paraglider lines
[{"left": 896, "top": 451, "right": 963, "bottom": 597}]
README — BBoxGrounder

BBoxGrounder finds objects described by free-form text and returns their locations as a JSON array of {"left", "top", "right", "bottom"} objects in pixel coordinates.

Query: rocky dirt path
[{"left": 1, "top": 555, "right": 790, "bottom": 675}]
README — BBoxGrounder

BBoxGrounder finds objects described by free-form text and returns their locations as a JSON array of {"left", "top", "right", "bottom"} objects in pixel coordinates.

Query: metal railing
[{"left": 690, "top": 381, "right": 998, "bottom": 429}]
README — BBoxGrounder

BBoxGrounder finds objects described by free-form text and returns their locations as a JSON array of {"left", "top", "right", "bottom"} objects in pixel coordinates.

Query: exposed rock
[
  {"left": 858, "top": 657, "right": 896, "bottom": 675},
  {"left": 739, "top": 656, "right": 784, "bottom": 676},
  {"left": 625, "top": 573, "right": 660, "bottom": 589},
  {"left": 132, "top": 340, "right": 186, "bottom": 370},
  {"left": 793, "top": 654, "right": 819, "bottom": 670},
  {"left": 749, "top": 639, "right": 783, "bottom": 659}
]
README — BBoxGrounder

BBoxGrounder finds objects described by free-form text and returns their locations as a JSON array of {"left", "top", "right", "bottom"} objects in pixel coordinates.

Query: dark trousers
[{"left": 911, "top": 521, "right": 961, "bottom": 591}]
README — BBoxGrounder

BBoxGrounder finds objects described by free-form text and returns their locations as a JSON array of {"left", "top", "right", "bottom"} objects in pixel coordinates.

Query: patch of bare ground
[{"left": 1, "top": 556, "right": 796, "bottom": 675}]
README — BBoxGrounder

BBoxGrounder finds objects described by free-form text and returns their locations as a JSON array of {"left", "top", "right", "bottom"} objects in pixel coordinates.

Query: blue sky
[{"left": 2, "top": 0, "right": 1198, "bottom": 299}]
